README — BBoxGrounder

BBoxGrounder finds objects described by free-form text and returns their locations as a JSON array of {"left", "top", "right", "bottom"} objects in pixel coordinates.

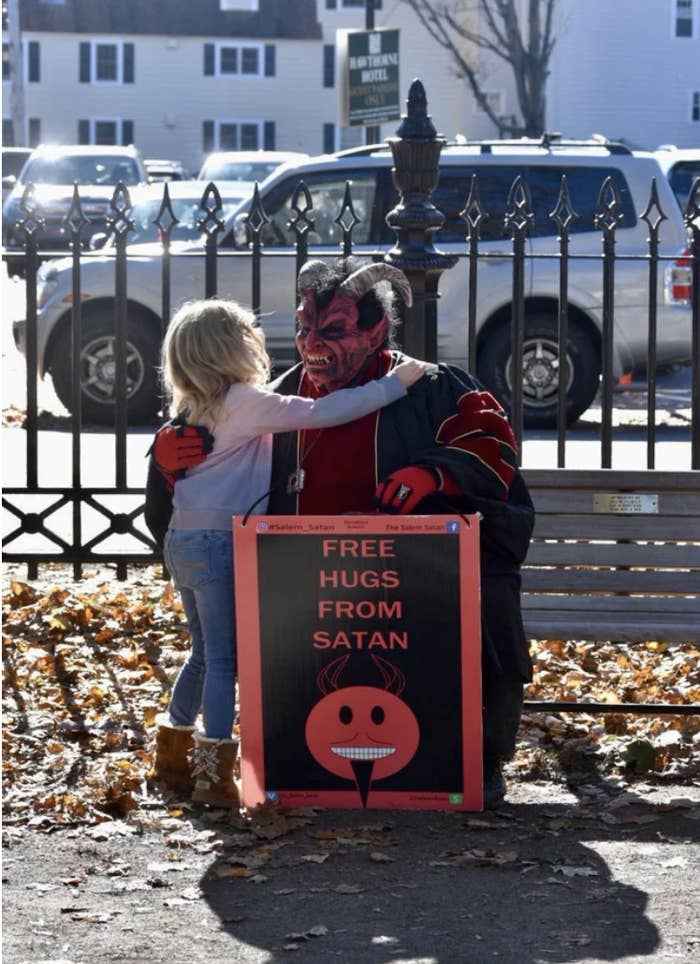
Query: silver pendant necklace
[{"left": 287, "top": 429, "right": 323, "bottom": 495}]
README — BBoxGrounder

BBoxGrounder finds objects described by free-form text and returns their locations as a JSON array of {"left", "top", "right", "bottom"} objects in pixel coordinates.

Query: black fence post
[{"left": 384, "top": 79, "right": 457, "bottom": 363}]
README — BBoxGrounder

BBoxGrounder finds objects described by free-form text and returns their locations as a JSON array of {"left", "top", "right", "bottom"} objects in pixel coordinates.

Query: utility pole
[
  {"left": 364, "top": 0, "right": 380, "bottom": 145},
  {"left": 6, "top": 0, "right": 25, "bottom": 145}
]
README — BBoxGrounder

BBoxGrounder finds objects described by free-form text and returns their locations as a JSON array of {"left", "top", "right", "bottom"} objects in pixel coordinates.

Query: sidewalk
[{"left": 3, "top": 779, "right": 699, "bottom": 964}]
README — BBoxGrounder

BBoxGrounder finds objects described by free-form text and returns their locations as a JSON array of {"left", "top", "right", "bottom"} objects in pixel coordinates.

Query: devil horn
[
  {"left": 371, "top": 654, "right": 406, "bottom": 696},
  {"left": 297, "top": 259, "right": 331, "bottom": 294},
  {"left": 338, "top": 263, "right": 413, "bottom": 307},
  {"left": 317, "top": 654, "right": 350, "bottom": 695}
]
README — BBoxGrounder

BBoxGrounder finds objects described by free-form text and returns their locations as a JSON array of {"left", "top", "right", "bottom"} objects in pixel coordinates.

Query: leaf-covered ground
[{"left": 3, "top": 563, "right": 699, "bottom": 832}]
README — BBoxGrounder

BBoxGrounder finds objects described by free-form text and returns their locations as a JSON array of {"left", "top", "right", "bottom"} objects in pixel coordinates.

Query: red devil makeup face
[
  {"left": 305, "top": 685, "right": 420, "bottom": 782},
  {"left": 296, "top": 293, "right": 389, "bottom": 392}
]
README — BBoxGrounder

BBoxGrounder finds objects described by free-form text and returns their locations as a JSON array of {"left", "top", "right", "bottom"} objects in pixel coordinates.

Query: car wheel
[
  {"left": 49, "top": 312, "right": 161, "bottom": 424},
  {"left": 477, "top": 314, "right": 600, "bottom": 428}
]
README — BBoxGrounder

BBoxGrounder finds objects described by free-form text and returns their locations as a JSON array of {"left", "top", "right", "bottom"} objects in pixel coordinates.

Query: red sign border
[{"left": 234, "top": 514, "right": 483, "bottom": 811}]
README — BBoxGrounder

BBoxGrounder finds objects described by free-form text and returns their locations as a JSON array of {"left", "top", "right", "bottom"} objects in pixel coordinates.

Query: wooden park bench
[{"left": 520, "top": 469, "right": 700, "bottom": 646}]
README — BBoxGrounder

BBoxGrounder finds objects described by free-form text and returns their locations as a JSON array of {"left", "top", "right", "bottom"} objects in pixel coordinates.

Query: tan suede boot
[
  {"left": 191, "top": 731, "right": 240, "bottom": 808},
  {"left": 152, "top": 714, "right": 195, "bottom": 797}
]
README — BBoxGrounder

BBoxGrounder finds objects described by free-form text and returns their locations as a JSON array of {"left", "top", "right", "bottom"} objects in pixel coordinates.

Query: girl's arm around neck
[{"left": 228, "top": 371, "right": 408, "bottom": 436}]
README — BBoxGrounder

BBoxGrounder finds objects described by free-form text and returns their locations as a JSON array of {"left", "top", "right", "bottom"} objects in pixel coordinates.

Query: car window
[
  {"left": 200, "top": 160, "right": 279, "bottom": 182},
  {"left": 21, "top": 155, "right": 142, "bottom": 187},
  {"left": 255, "top": 170, "right": 381, "bottom": 247},
  {"left": 668, "top": 161, "right": 700, "bottom": 209},
  {"left": 2, "top": 151, "right": 31, "bottom": 179},
  {"left": 123, "top": 196, "right": 243, "bottom": 244},
  {"left": 416, "top": 165, "right": 637, "bottom": 243}
]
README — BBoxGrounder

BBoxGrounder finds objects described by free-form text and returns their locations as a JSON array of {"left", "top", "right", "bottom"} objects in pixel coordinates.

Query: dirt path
[{"left": 3, "top": 781, "right": 699, "bottom": 964}]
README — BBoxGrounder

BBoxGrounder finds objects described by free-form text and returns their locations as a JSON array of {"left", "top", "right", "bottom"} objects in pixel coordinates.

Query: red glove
[
  {"left": 375, "top": 465, "right": 459, "bottom": 515},
  {"left": 152, "top": 423, "right": 214, "bottom": 475}
]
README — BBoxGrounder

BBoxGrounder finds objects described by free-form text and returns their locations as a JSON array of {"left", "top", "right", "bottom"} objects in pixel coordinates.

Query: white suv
[{"left": 18, "top": 139, "right": 692, "bottom": 425}]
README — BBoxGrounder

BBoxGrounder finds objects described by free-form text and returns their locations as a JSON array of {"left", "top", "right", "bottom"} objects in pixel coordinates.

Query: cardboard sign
[{"left": 234, "top": 514, "right": 482, "bottom": 811}]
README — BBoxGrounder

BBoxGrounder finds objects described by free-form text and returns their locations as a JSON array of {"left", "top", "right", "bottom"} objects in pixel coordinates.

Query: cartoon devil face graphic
[{"left": 305, "top": 654, "right": 420, "bottom": 806}]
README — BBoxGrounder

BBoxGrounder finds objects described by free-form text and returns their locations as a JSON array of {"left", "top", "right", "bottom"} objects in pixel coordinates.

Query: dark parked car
[{"left": 3, "top": 143, "right": 147, "bottom": 275}]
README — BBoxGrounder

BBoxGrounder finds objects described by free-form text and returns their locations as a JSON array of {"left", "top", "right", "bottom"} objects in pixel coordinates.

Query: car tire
[
  {"left": 477, "top": 314, "right": 600, "bottom": 428},
  {"left": 49, "top": 312, "right": 161, "bottom": 425}
]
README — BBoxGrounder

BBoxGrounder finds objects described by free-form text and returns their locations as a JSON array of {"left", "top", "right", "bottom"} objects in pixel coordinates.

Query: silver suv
[
  {"left": 18, "top": 139, "right": 692, "bottom": 425},
  {"left": 3, "top": 143, "right": 148, "bottom": 274}
]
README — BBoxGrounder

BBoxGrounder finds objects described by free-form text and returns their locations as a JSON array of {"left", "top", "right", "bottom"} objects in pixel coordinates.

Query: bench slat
[
  {"left": 522, "top": 568, "right": 699, "bottom": 594},
  {"left": 521, "top": 594, "right": 700, "bottom": 614},
  {"left": 526, "top": 542, "right": 700, "bottom": 567},
  {"left": 528, "top": 490, "right": 700, "bottom": 516},
  {"left": 523, "top": 612, "right": 698, "bottom": 644},
  {"left": 533, "top": 515, "right": 700, "bottom": 540},
  {"left": 523, "top": 469, "right": 700, "bottom": 491}
]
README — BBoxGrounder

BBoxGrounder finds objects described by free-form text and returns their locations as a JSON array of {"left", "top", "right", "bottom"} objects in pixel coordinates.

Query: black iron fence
[{"left": 3, "top": 80, "right": 700, "bottom": 580}]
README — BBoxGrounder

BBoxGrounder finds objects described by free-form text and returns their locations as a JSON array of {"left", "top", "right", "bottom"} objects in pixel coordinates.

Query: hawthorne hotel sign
[{"left": 338, "top": 28, "right": 401, "bottom": 127}]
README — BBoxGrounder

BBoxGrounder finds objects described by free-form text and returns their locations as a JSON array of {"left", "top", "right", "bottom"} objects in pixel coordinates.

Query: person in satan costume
[{"left": 149, "top": 257, "right": 535, "bottom": 808}]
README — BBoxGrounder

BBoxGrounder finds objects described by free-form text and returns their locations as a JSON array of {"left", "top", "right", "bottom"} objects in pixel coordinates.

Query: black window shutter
[
  {"left": 264, "top": 44, "right": 275, "bottom": 77},
  {"left": 28, "top": 41, "right": 40, "bottom": 82},
  {"left": 326, "top": 0, "right": 337, "bottom": 8},
  {"left": 204, "top": 43, "right": 215, "bottom": 75},
  {"left": 28, "top": 117, "right": 41, "bottom": 146},
  {"left": 264, "top": 121, "right": 275, "bottom": 150},
  {"left": 323, "top": 123, "right": 335, "bottom": 154},
  {"left": 122, "top": 120, "right": 134, "bottom": 145},
  {"left": 203, "top": 120, "right": 215, "bottom": 154},
  {"left": 323, "top": 44, "right": 335, "bottom": 88},
  {"left": 79, "top": 41, "right": 91, "bottom": 82},
  {"left": 123, "top": 43, "right": 134, "bottom": 83},
  {"left": 78, "top": 119, "right": 90, "bottom": 144}
]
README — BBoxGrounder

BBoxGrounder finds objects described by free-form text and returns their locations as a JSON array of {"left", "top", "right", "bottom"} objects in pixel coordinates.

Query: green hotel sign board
[{"left": 338, "top": 29, "right": 400, "bottom": 128}]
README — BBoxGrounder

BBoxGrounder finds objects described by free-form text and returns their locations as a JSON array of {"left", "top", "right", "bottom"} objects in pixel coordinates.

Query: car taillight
[{"left": 664, "top": 248, "right": 692, "bottom": 304}]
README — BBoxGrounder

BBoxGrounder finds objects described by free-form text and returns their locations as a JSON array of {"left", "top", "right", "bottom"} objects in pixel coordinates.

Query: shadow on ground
[{"left": 192, "top": 766, "right": 699, "bottom": 963}]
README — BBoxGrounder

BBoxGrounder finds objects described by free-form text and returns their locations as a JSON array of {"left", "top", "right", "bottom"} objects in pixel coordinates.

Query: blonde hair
[{"left": 162, "top": 299, "right": 270, "bottom": 423}]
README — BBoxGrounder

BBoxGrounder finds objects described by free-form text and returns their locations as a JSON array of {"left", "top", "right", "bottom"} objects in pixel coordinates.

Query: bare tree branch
[{"left": 399, "top": 0, "right": 559, "bottom": 136}]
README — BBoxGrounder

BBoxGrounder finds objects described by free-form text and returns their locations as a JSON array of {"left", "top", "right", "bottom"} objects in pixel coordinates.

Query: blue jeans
[{"left": 163, "top": 529, "right": 236, "bottom": 740}]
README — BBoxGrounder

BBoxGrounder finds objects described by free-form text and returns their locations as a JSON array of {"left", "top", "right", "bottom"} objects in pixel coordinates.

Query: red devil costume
[{"left": 149, "top": 257, "right": 535, "bottom": 806}]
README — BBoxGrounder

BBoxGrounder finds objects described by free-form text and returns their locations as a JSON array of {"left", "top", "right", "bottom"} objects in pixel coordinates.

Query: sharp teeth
[
  {"left": 307, "top": 354, "right": 331, "bottom": 365},
  {"left": 331, "top": 746, "right": 396, "bottom": 760}
]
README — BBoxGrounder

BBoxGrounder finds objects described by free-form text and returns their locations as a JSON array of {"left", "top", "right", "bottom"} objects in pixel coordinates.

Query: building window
[
  {"left": 79, "top": 117, "right": 134, "bottom": 145},
  {"left": 475, "top": 90, "right": 504, "bottom": 115},
  {"left": 203, "top": 119, "right": 264, "bottom": 152},
  {"left": 2, "top": 116, "right": 41, "bottom": 145},
  {"left": 3, "top": 42, "right": 40, "bottom": 82},
  {"left": 674, "top": 0, "right": 695, "bottom": 37},
  {"left": 327, "top": 0, "right": 383, "bottom": 8},
  {"left": 692, "top": 91, "right": 700, "bottom": 122},
  {"left": 217, "top": 42, "right": 262, "bottom": 76},
  {"left": 80, "top": 41, "right": 134, "bottom": 83},
  {"left": 95, "top": 42, "right": 119, "bottom": 81},
  {"left": 219, "top": 0, "right": 259, "bottom": 10},
  {"left": 204, "top": 42, "right": 274, "bottom": 77}
]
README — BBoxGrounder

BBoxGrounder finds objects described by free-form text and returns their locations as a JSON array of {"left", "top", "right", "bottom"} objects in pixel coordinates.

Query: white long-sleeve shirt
[{"left": 169, "top": 371, "right": 406, "bottom": 531}]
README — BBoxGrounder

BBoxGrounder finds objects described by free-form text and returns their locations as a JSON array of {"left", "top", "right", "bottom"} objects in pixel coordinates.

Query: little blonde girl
[{"left": 149, "top": 298, "right": 426, "bottom": 807}]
